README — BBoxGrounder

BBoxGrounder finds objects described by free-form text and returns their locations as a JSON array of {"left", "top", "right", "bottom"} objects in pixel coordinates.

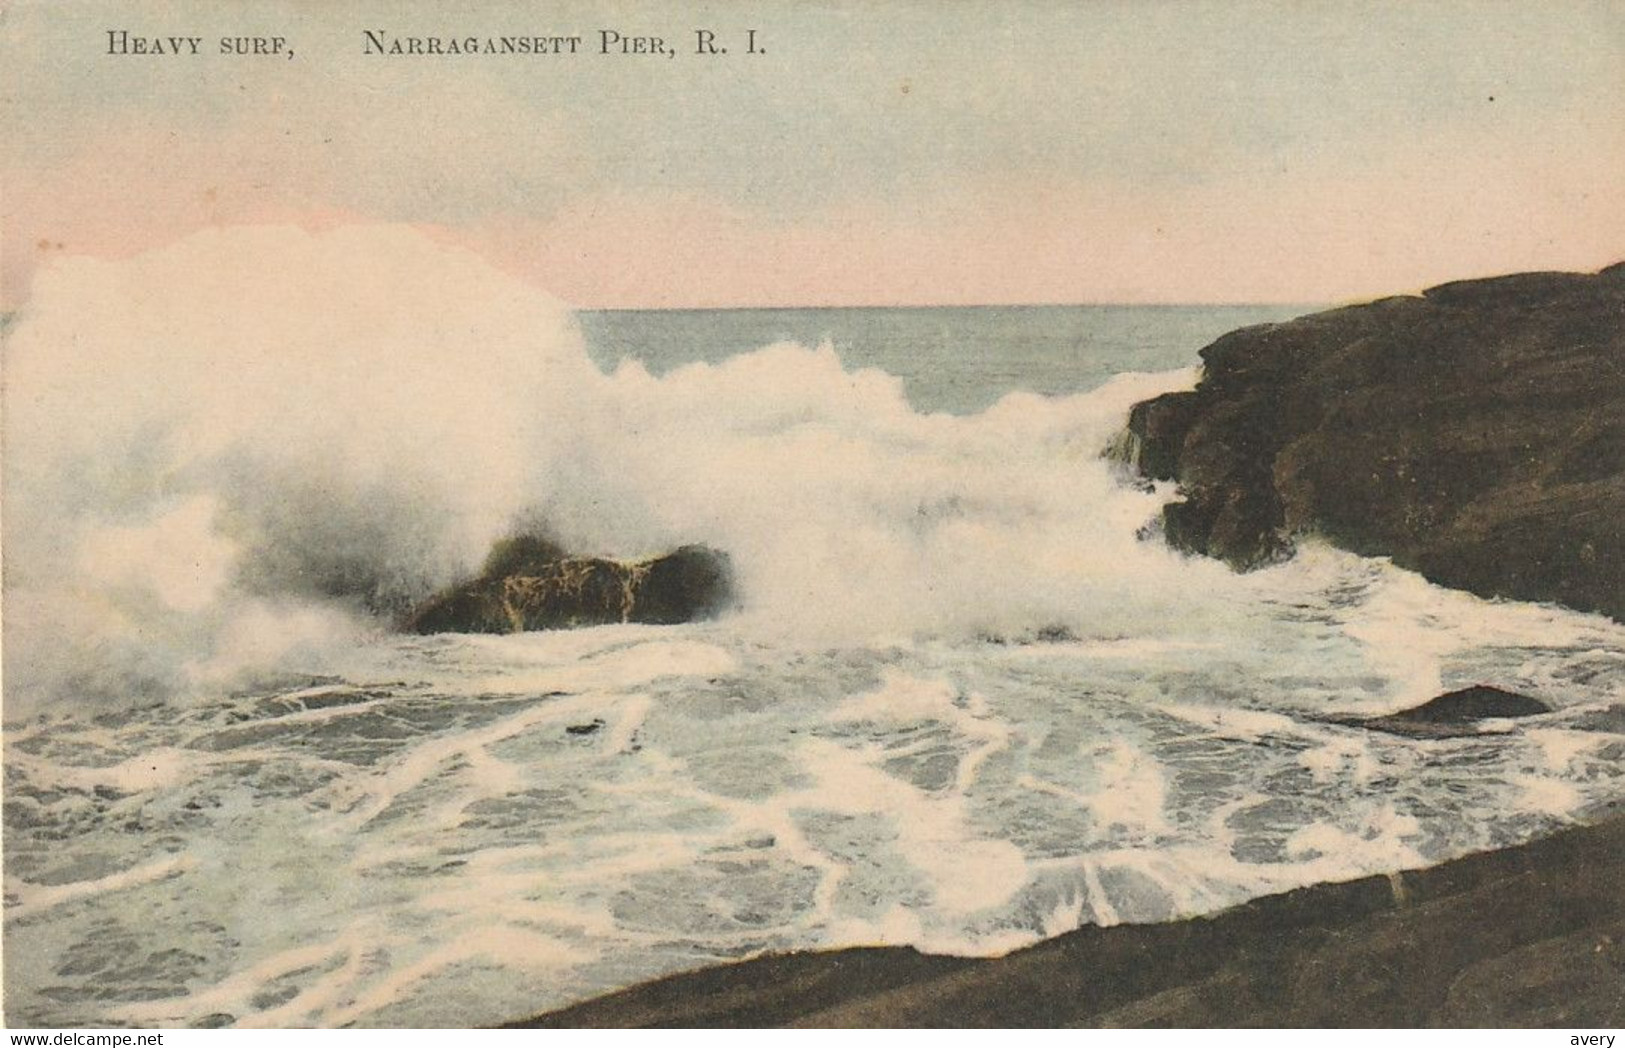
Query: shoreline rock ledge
[
  {"left": 404, "top": 535, "right": 733, "bottom": 634},
  {"left": 508, "top": 809, "right": 1625, "bottom": 1027},
  {"left": 1120, "top": 262, "right": 1625, "bottom": 621}
]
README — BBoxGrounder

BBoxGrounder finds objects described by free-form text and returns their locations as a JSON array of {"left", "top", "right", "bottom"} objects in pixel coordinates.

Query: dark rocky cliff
[{"left": 1122, "top": 263, "right": 1625, "bottom": 620}]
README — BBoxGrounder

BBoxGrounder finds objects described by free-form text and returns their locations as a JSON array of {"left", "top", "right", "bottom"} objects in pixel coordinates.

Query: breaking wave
[{"left": 3, "top": 223, "right": 1224, "bottom": 716}]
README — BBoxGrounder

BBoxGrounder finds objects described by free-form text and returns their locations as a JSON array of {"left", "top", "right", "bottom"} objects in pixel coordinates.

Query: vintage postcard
[{"left": 2, "top": 0, "right": 1622, "bottom": 1031}]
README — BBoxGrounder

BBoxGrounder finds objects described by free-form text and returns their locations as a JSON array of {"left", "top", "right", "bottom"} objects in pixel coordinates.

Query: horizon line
[{"left": 577, "top": 300, "right": 1328, "bottom": 313}]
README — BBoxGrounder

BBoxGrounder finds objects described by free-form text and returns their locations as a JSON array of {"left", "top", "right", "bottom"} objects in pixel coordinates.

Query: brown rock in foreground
[
  {"left": 506, "top": 810, "right": 1625, "bottom": 1028},
  {"left": 1121, "top": 263, "right": 1625, "bottom": 620},
  {"left": 404, "top": 535, "right": 733, "bottom": 633}
]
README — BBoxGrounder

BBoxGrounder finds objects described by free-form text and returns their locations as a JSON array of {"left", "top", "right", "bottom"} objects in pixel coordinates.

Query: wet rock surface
[{"left": 403, "top": 535, "right": 733, "bottom": 634}]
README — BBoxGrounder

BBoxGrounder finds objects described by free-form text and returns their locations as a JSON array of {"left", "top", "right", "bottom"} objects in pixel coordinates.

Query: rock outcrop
[
  {"left": 1121, "top": 263, "right": 1625, "bottom": 620},
  {"left": 1337, "top": 684, "right": 1553, "bottom": 739},
  {"left": 404, "top": 534, "right": 733, "bottom": 634}
]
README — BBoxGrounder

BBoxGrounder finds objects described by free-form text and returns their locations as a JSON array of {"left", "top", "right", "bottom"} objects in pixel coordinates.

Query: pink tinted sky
[{"left": 4, "top": 0, "right": 1623, "bottom": 309}]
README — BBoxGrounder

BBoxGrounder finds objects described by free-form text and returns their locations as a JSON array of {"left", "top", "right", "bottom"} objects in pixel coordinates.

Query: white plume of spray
[
  {"left": 542, "top": 347, "right": 1220, "bottom": 645},
  {"left": 3, "top": 225, "right": 600, "bottom": 716}
]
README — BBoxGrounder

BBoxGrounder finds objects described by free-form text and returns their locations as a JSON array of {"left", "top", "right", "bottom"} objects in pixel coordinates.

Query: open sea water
[{"left": 5, "top": 228, "right": 1623, "bottom": 1027}]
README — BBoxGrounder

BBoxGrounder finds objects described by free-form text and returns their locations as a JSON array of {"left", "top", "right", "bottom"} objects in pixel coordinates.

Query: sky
[{"left": 3, "top": 0, "right": 1623, "bottom": 308}]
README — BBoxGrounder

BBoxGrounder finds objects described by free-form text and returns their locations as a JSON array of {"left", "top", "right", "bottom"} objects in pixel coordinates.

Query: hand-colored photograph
[{"left": 2, "top": 0, "right": 1621, "bottom": 1029}]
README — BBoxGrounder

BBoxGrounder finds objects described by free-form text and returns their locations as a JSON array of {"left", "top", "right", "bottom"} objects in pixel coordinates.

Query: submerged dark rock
[
  {"left": 1385, "top": 685, "right": 1552, "bottom": 724},
  {"left": 404, "top": 536, "right": 733, "bottom": 634},
  {"left": 1121, "top": 262, "right": 1625, "bottom": 619},
  {"left": 1342, "top": 684, "right": 1553, "bottom": 738}
]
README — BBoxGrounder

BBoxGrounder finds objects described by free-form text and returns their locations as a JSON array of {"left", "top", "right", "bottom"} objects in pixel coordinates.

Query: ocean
[
  {"left": 5, "top": 228, "right": 1623, "bottom": 1028},
  {"left": 577, "top": 304, "right": 1303, "bottom": 415}
]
